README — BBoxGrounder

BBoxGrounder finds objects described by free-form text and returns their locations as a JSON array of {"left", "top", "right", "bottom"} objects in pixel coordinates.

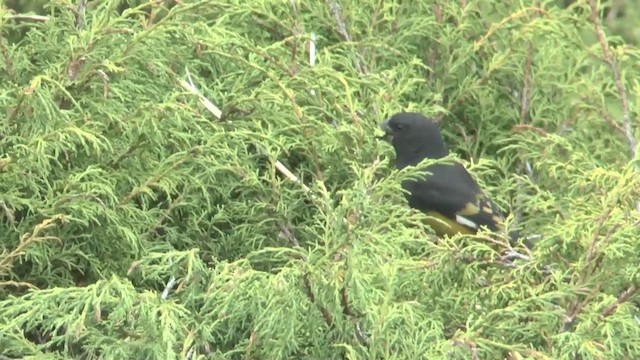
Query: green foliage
[{"left": 1, "top": 0, "right": 640, "bottom": 359}]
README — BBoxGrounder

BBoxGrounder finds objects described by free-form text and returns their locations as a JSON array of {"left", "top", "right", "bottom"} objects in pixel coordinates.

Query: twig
[
  {"left": 562, "top": 284, "right": 600, "bottom": 333},
  {"left": 474, "top": 8, "right": 548, "bottom": 50},
  {"left": 308, "top": 32, "right": 317, "bottom": 96},
  {"left": 354, "top": 321, "right": 370, "bottom": 344},
  {"left": 513, "top": 0, "right": 538, "bottom": 244},
  {"left": 588, "top": 0, "right": 636, "bottom": 159},
  {"left": 560, "top": 206, "right": 627, "bottom": 333},
  {"left": 339, "top": 284, "right": 369, "bottom": 345},
  {"left": 452, "top": 339, "right": 479, "bottom": 360},
  {"left": 274, "top": 161, "right": 313, "bottom": 193},
  {"left": 178, "top": 69, "right": 223, "bottom": 119},
  {"left": 582, "top": 204, "right": 618, "bottom": 283},
  {"left": 303, "top": 272, "right": 334, "bottom": 326},
  {"left": 0, "top": 32, "right": 13, "bottom": 79},
  {"left": 327, "top": 1, "right": 351, "bottom": 42},
  {"left": 309, "top": 33, "right": 316, "bottom": 67},
  {"left": 426, "top": 4, "right": 442, "bottom": 85},
  {"left": 327, "top": 0, "right": 365, "bottom": 74},
  {"left": 0, "top": 201, "right": 15, "bottom": 226},
  {"left": 1, "top": 215, "right": 65, "bottom": 274},
  {"left": 518, "top": 43, "right": 533, "bottom": 128},
  {"left": 602, "top": 284, "right": 637, "bottom": 317},
  {"left": 277, "top": 222, "right": 300, "bottom": 247},
  {"left": 76, "top": 0, "right": 87, "bottom": 29},
  {"left": 512, "top": 124, "right": 549, "bottom": 137},
  {"left": 2, "top": 14, "right": 49, "bottom": 22},
  {"left": 159, "top": 257, "right": 193, "bottom": 358},
  {"left": 185, "top": 346, "right": 195, "bottom": 360},
  {"left": 161, "top": 274, "right": 177, "bottom": 300}
]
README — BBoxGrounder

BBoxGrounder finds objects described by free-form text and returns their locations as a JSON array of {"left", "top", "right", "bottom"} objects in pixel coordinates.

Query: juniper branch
[{"left": 177, "top": 68, "right": 374, "bottom": 346}]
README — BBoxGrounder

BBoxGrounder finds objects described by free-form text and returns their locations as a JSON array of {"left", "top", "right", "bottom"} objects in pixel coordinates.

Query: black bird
[{"left": 379, "top": 112, "right": 521, "bottom": 244}]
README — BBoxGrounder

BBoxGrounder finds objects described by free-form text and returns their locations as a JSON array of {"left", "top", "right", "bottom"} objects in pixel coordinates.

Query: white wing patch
[{"left": 455, "top": 214, "right": 478, "bottom": 229}]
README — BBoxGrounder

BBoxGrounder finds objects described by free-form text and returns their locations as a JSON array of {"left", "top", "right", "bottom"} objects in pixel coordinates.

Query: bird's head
[{"left": 378, "top": 112, "right": 450, "bottom": 167}]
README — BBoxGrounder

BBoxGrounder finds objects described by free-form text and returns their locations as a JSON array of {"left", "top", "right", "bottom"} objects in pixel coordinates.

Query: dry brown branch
[
  {"left": 602, "top": 284, "right": 637, "bottom": 317},
  {"left": 303, "top": 272, "right": 334, "bottom": 327}
]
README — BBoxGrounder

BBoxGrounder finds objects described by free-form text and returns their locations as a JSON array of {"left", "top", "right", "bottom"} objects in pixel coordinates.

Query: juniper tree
[{"left": 1, "top": 0, "right": 639, "bottom": 359}]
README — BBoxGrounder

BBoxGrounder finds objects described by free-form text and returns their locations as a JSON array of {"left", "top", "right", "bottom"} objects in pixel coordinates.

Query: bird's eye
[{"left": 394, "top": 123, "right": 404, "bottom": 130}]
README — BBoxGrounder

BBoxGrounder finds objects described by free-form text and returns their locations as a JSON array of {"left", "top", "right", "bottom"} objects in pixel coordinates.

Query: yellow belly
[{"left": 423, "top": 211, "right": 476, "bottom": 237}]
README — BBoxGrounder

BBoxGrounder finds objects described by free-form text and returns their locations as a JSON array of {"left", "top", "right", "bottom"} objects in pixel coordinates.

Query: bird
[{"left": 378, "top": 112, "right": 522, "bottom": 245}]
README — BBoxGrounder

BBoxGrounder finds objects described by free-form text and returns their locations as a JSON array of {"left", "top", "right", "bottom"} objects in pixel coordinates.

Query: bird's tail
[{"left": 508, "top": 229, "right": 541, "bottom": 250}]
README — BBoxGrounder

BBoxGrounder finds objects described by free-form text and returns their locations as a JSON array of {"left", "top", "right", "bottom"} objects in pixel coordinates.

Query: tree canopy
[{"left": 1, "top": 0, "right": 639, "bottom": 359}]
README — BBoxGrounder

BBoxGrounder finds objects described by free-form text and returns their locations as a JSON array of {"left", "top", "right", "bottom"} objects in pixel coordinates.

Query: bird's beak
[{"left": 376, "top": 119, "right": 393, "bottom": 142}]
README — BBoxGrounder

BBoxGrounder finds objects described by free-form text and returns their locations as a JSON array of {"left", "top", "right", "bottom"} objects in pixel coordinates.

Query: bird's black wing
[{"left": 402, "top": 163, "right": 506, "bottom": 233}]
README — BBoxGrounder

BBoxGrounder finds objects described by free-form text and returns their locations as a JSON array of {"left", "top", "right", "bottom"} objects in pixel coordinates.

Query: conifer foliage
[{"left": 1, "top": 0, "right": 640, "bottom": 358}]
